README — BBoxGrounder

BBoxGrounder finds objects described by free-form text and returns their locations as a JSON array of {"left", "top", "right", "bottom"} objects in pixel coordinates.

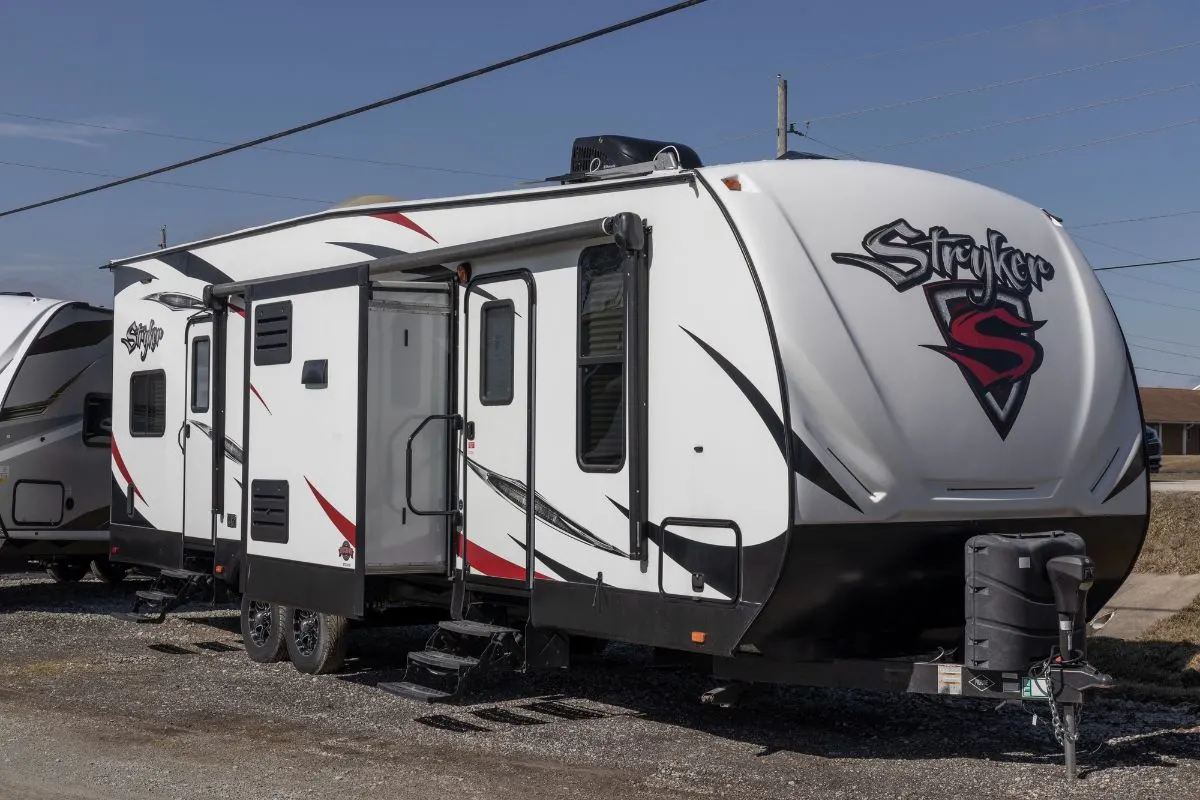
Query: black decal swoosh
[
  {"left": 680, "top": 327, "right": 860, "bottom": 512},
  {"left": 114, "top": 266, "right": 158, "bottom": 294},
  {"left": 143, "top": 292, "right": 205, "bottom": 311},
  {"left": 159, "top": 251, "right": 233, "bottom": 286},
  {"left": 466, "top": 457, "right": 627, "bottom": 557},
  {"left": 26, "top": 320, "right": 111, "bottom": 355},
  {"left": 607, "top": 499, "right": 739, "bottom": 599},
  {"left": 329, "top": 242, "right": 406, "bottom": 259},
  {"left": 0, "top": 362, "right": 96, "bottom": 422},
  {"left": 189, "top": 420, "right": 245, "bottom": 465},
  {"left": 1103, "top": 452, "right": 1146, "bottom": 503},
  {"left": 507, "top": 535, "right": 590, "bottom": 583}
]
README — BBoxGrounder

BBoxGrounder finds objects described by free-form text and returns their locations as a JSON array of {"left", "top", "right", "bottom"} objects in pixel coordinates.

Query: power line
[
  {"left": 1095, "top": 256, "right": 1200, "bottom": 272},
  {"left": 0, "top": 111, "right": 529, "bottom": 181},
  {"left": 952, "top": 115, "right": 1200, "bottom": 173},
  {"left": 1070, "top": 232, "right": 1153, "bottom": 259},
  {"left": 1135, "top": 365, "right": 1200, "bottom": 379},
  {"left": 0, "top": 159, "right": 336, "bottom": 205},
  {"left": 1074, "top": 208, "right": 1200, "bottom": 229},
  {"left": 1129, "top": 333, "right": 1200, "bottom": 350},
  {"left": 1102, "top": 270, "right": 1200, "bottom": 295},
  {"left": 805, "top": 38, "right": 1200, "bottom": 124},
  {"left": 1105, "top": 291, "right": 1200, "bottom": 312},
  {"left": 794, "top": 129, "right": 861, "bottom": 158},
  {"left": 868, "top": 80, "right": 1200, "bottom": 151},
  {"left": 804, "top": 0, "right": 1141, "bottom": 73},
  {"left": 1129, "top": 343, "right": 1200, "bottom": 362},
  {"left": 0, "top": 0, "right": 708, "bottom": 220}
]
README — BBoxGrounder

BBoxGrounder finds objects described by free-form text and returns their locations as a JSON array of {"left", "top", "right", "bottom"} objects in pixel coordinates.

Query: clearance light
[
  {"left": 691, "top": 631, "right": 707, "bottom": 644},
  {"left": 215, "top": 565, "right": 225, "bottom": 575},
  {"left": 721, "top": 176, "right": 743, "bottom": 191}
]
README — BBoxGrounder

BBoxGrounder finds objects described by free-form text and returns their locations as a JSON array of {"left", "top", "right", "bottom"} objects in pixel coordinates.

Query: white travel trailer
[
  {"left": 0, "top": 292, "right": 123, "bottom": 582},
  {"left": 105, "top": 137, "right": 1148, "bottom": 775}
]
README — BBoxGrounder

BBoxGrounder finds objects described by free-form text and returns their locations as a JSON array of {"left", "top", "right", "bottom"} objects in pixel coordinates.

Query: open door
[
  {"left": 460, "top": 273, "right": 534, "bottom": 587},
  {"left": 242, "top": 276, "right": 367, "bottom": 618},
  {"left": 182, "top": 316, "right": 215, "bottom": 546}
]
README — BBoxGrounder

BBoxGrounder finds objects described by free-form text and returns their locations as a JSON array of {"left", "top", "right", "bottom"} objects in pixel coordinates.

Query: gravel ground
[{"left": 0, "top": 570, "right": 1197, "bottom": 800}]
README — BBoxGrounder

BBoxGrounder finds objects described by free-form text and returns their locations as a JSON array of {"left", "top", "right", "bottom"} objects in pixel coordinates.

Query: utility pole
[
  {"left": 776, "top": 74, "right": 788, "bottom": 158},
  {"left": 158, "top": 225, "right": 167, "bottom": 249}
]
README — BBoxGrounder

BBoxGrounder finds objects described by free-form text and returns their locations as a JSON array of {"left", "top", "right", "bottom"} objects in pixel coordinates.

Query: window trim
[
  {"left": 576, "top": 243, "right": 627, "bottom": 473},
  {"left": 190, "top": 335, "right": 211, "bottom": 413},
  {"left": 129, "top": 369, "right": 167, "bottom": 439},
  {"left": 479, "top": 299, "right": 516, "bottom": 407},
  {"left": 81, "top": 392, "right": 112, "bottom": 448}
]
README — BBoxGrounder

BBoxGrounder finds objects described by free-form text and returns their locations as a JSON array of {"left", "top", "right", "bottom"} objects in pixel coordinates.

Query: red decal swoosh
[
  {"left": 305, "top": 478, "right": 356, "bottom": 547},
  {"left": 111, "top": 437, "right": 146, "bottom": 505},
  {"left": 249, "top": 384, "right": 272, "bottom": 415},
  {"left": 457, "top": 535, "right": 547, "bottom": 581},
  {"left": 373, "top": 212, "right": 437, "bottom": 243}
]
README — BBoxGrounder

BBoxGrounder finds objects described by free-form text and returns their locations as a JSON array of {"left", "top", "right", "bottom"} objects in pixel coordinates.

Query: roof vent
[{"left": 542, "top": 135, "right": 700, "bottom": 184}]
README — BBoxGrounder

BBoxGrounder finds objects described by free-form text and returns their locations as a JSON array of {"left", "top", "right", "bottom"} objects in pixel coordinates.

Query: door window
[{"left": 577, "top": 244, "right": 625, "bottom": 470}]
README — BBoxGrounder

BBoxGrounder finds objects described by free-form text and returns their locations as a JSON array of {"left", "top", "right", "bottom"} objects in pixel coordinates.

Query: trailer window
[
  {"left": 190, "top": 336, "right": 211, "bottom": 413},
  {"left": 577, "top": 244, "right": 625, "bottom": 470},
  {"left": 82, "top": 393, "right": 112, "bottom": 448},
  {"left": 480, "top": 300, "right": 514, "bottom": 405},
  {"left": 130, "top": 370, "right": 166, "bottom": 437}
]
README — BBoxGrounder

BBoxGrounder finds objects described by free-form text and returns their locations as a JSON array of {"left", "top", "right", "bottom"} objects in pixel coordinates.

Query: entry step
[
  {"left": 440, "top": 619, "right": 518, "bottom": 637},
  {"left": 136, "top": 590, "right": 176, "bottom": 603},
  {"left": 378, "top": 681, "right": 452, "bottom": 703},
  {"left": 160, "top": 568, "right": 206, "bottom": 580},
  {"left": 409, "top": 650, "right": 479, "bottom": 671}
]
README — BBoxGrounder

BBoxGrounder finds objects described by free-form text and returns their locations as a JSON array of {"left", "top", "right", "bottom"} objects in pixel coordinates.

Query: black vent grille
[
  {"left": 250, "top": 480, "right": 289, "bottom": 543},
  {"left": 570, "top": 144, "right": 605, "bottom": 174},
  {"left": 254, "top": 301, "right": 292, "bottom": 366}
]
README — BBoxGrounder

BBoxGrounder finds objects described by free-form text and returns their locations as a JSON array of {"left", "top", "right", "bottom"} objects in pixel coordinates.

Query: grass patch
[
  {"left": 1091, "top": 594, "right": 1200, "bottom": 702},
  {"left": 1151, "top": 455, "right": 1200, "bottom": 482},
  {"left": 1136, "top": 491, "right": 1200, "bottom": 574}
]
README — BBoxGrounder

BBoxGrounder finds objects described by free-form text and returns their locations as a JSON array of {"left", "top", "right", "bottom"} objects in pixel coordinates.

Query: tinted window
[
  {"left": 191, "top": 336, "right": 211, "bottom": 413},
  {"left": 578, "top": 244, "right": 625, "bottom": 470},
  {"left": 82, "top": 394, "right": 112, "bottom": 448},
  {"left": 130, "top": 370, "right": 166, "bottom": 437},
  {"left": 481, "top": 301, "right": 514, "bottom": 405}
]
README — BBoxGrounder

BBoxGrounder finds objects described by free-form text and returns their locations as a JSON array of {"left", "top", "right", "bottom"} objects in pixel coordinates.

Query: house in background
[{"left": 1139, "top": 387, "right": 1200, "bottom": 455}]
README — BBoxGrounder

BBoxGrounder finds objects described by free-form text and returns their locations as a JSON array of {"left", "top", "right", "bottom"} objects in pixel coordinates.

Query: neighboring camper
[
  {"left": 0, "top": 292, "right": 123, "bottom": 582},
  {"left": 106, "top": 137, "right": 1148, "bottom": 775}
]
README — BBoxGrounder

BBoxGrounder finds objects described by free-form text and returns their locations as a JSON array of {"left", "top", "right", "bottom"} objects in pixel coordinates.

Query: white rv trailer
[
  {"left": 105, "top": 136, "right": 1147, "bottom": 771},
  {"left": 0, "top": 292, "right": 123, "bottom": 582}
]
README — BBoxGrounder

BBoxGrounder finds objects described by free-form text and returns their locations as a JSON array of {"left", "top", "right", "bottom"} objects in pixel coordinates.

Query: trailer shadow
[
  {"left": 335, "top": 631, "right": 1199, "bottom": 777},
  {"left": 0, "top": 570, "right": 152, "bottom": 614}
]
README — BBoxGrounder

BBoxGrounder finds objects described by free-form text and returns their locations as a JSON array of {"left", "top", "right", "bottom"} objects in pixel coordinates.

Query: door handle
[{"left": 406, "top": 413, "right": 461, "bottom": 517}]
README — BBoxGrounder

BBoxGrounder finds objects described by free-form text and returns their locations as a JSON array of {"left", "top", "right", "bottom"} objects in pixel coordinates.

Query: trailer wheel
[
  {"left": 88, "top": 558, "right": 128, "bottom": 584},
  {"left": 240, "top": 595, "right": 287, "bottom": 664},
  {"left": 283, "top": 608, "right": 347, "bottom": 675},
  {"left": 45, "top": 561, "right": 89, "bottom": 583}
]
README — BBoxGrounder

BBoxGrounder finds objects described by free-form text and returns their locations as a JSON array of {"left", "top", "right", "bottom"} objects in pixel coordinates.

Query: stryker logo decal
[
  {"left": 120, "top": 320, "right": 165, "bottom": 361},
  {"left": 832, "top": 219, "right": 1056, "bottom": 439}
]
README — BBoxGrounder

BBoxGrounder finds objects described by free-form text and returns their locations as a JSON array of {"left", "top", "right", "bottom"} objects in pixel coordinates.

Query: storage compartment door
[{"left": 243, "top": 281, "right": 366, "bottom": 618}]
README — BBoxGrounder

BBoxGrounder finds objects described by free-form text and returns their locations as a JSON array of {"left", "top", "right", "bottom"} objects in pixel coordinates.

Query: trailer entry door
[
  {"left": 461, "top": 274, "right": 534, "bottom": 587},
  {"left": 182, "top": 317, "right": 215, "bottom": 545},
  {"left": 243, "top": 274, "right": 367, "bottom": 618}
]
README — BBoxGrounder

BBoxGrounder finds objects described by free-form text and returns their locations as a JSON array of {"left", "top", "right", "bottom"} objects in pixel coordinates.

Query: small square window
[{"left": 130, "top": 370, "right": 166, "bottom": 437}]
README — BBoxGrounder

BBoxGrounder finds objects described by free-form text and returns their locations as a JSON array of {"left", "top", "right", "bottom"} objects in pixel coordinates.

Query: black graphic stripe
[
  {"left": 1104, "top": 452, "right": 1147, "bottom": 503},
  {"left": 114, "top": 266, "right": 158, "bottom": 294},
  {"left": 0, "top": 362, "right": 95, "bottom": 422},
  {"left": 143, "top": 292, "right": 205, "bottom": 311},
  {"left": 466, "top": 457, "right": 627, "bottom": 557},
  {"left": 158, "top": 251, "right": 233, "bottom": 286},
  {"left": 58, "top": 506, "right": 110, "bottom": 531},
  {"left": 189, "top": 420, "right": 244, "bottom": 465},
  {"left": 680, "top": 327, "right": 861, "bottom": 512},
  {"left": 507, "top": 535, "right": 591, "bottom": 583},
  {"left": 26, "top": 320, "right": 111, "bottom": 355}
]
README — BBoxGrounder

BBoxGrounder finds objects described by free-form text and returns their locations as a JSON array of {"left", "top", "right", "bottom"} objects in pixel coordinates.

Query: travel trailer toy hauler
[
  {"left": 0, "top": 292, "right": 124, "bottom": 582},
  {"left": 106, "top": 137, "right": 1148, "bottom": 778}
]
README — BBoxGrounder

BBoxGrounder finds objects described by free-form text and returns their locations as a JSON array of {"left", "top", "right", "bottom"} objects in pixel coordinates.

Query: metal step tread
[
  {"left": 440, "top": 619, "right": 518, "bottom": 638},
  {"left": 409, "top": 649, "right": 479, "bottom": 671},
  {"left": 136, "top": 590, "right": 177, "bottom": 603},
  {"left": 110, "top": 611, "right": 164, "bottom": 624},
  {"left": 377, "top": 681, "right": 452, "bottom": 703},
  {"left": 160, "top": 568, "right": 206, "bottom": 580}
]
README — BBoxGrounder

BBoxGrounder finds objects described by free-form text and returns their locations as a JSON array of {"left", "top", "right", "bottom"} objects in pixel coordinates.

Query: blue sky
[{"left": 2, "top": 0, "right": 1199, "bottom": 386}]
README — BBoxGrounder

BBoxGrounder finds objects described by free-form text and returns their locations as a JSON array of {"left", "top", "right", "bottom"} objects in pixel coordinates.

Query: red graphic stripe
[
  {"left": 110, "top": 437, "right": 146, "bottom": 505},
  {"left": 305, "top": 478, "right": 356, "bottom": 547},
  {"left": 249, "top": 383, "right": 272, "bottom": 414},
  {"left": 230, "top": 305, "right": 246, "bottom": 318},
  {"left": 458, "top": 536, "right": 549, "bottom": 581},
  {"left": 372, "top": 211, "right": 437, "bottom": 243}
]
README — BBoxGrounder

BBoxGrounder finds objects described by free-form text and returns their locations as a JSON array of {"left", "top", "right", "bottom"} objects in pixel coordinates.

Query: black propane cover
[{"left": 964, "top": 531, "right": 1088, "bottom": 671}]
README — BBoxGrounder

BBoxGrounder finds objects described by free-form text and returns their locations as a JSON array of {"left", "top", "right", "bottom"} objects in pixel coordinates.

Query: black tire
[
  {"left": 570, "top": 635, "right": 609, "bottom": 657},
  {"left": 241, "top": 594, "right": 288, "bottom": 664},
  {"left": 283, "top": 608, "right": 348, "bottom": 674},
  {"left": 45, "top": 561, "right": 89, "bottom": 583},
  {"left": 89, "top": 558, "right": 128, "bottom": 584}
]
